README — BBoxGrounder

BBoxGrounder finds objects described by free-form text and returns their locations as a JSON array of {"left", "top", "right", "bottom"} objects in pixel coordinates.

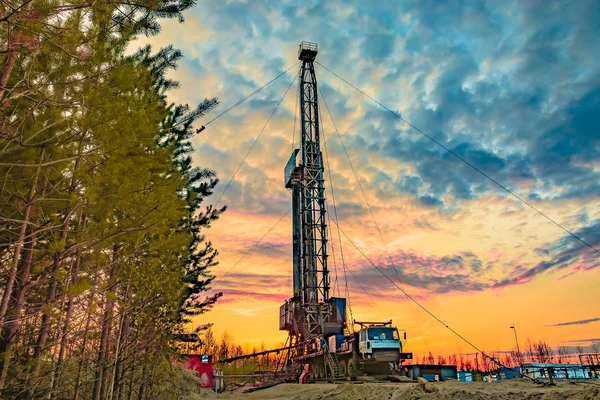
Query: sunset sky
[{"left": 135, "top": 1, "right": 600, "bottom": 356}]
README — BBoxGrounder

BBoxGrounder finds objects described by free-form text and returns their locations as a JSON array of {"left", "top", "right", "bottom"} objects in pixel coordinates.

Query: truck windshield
[{"left": 367, "top": 327, "right": 399, "bottom": 340}]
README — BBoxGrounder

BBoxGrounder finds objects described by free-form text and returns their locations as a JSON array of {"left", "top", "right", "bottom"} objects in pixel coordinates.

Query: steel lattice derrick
[
  {"left": 298, "top": 43, "right": 330, "bottom": 314},
  {"left": 300, "top": 42, "right": 329, "bottom": 304},
  {"left": 281, "top": 43, "right": 345, "bottom": 365}
]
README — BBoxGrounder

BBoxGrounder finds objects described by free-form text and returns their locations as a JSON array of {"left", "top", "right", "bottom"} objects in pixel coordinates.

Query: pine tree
[{"left": 0, "top": 1, "right": 224, "bottom": 398}]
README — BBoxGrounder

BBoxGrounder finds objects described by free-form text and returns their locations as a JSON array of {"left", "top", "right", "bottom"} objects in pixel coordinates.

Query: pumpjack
[{"left": 279, "top": 42, "right": 413, "bottom": 380}]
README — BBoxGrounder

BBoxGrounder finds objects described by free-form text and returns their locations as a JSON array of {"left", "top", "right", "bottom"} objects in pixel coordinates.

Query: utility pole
[{"left": 510, "top": 325, "right": 522, "bottom": 367}]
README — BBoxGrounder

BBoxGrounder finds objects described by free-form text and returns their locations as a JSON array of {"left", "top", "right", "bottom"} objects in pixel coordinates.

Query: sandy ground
[{"left": 189, "top": 379, "right": 600, "bottom": 400}]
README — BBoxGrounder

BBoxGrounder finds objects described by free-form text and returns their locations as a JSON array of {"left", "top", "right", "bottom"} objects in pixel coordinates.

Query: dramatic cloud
[
  {"left": 568, "top": 338, "right": 600, "bottom": 344},
  {"left": 333, "top": 217, "right": 599, "bottom": 302},
  {"left": 138, "top": 0, "right": 600, "bottom": 349},
  {"left": 150, "top": 0, "right": 600, "bottom": 230},
  {"left": 493, "top": 219, "right": 600, "bottom": 287},
  {"left": 347, "top": 251, "right": 488, "bottom": 296},
  {"left": 182, "top": 0, "right": 597, "bottom": 282},
  {"left": 552, "top": 318, "right": 600, "bottom": 327},
  {"left": 216, "top": 289, "right": 288, "bottom": 305}
]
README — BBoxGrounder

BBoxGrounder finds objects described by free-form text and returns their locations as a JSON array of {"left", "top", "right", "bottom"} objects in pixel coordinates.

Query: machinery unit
[
  {"left": 355, "top": 321, "right": 413, "bottom": 369},
  {"left": 279, "top": 42, "right": 412, "bottom": 380}
]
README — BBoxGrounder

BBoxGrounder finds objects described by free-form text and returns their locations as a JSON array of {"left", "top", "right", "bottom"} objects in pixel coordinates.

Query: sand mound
[{"left": 216, "top": 380, "right": 600, "bottom": 400}]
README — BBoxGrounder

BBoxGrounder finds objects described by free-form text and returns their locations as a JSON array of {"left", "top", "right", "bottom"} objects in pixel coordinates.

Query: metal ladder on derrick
[{"left": 324, "top": 348, "right": 345, "bottom": 380}]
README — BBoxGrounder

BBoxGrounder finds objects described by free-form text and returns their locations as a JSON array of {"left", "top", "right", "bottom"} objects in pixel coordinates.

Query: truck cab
[
  {"left": 355, "top": 320, "right": 413, "bottom": 365},
  {"left": 358, "top": 325, "right": 401, "bottom": 362}
]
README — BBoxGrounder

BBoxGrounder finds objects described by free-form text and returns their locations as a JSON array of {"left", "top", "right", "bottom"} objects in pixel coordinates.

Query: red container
[{"left": 184, "top": 354, "right": 214, "bottom": 388}]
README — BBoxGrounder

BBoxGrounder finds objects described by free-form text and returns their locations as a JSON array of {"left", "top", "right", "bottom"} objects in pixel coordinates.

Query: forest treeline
[
  {"left": 198, "top": 331, "right": 596, "bottom": 376},
  {"left": 0, "top": 0, "right": 223, "bottom": 398},
  {"left": 189, "top": 329, "right": 285, "bottom": 375},
  {"left": 413, "top": 338, "right": 591, "bottom": 372}
]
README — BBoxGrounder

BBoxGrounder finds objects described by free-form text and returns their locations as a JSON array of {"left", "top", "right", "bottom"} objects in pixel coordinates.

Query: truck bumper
[{"left": 372, "top": 351, "right": 401, "bottom": 362}]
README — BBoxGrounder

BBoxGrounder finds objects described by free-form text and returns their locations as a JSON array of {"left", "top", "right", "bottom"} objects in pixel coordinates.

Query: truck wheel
[{"left": 347, "top": 360, "right": 358, "bottom": 377}]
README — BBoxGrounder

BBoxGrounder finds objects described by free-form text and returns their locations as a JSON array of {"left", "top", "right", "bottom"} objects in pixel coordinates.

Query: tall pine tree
[{"left": 0, "top": 1, "right": 224, "bottom": 398}]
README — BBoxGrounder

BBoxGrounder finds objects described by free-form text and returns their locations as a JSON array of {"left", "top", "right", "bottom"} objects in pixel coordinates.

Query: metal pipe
[{"left": 216, "top": 343, "right": 301, "bottom": 364}]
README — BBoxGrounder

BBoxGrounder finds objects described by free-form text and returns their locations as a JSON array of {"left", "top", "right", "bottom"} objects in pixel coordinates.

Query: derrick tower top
[{"left": 298, "top": 41, "right": 318, "bottom": 61}]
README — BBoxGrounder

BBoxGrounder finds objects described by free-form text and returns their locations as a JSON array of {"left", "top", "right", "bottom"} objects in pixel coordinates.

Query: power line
[
  {"left": 203, "top": 62, "right": 299, "bottom": 127},
  {"left": 285, "top": 187, "right": 293, "bottom": 295},
  {"left": 319, "top": 86, "right": 399, "bottom": 274},
  {"left": 214, "top": 72, "right": 298, "bottom": 208},
  {"left": 211, "top": 208, "right": 291, "bottom": 291},
  {"left": 319, "top": 101, "right": 384, "bottom": 320},
  {"left": 326, "top": 212, "right": 341, "bottom": 298},
  {"left": 338, "top": 245, "right": 386, "bottom": 319},
  {"left": 334, "top": 217, "right": 479, "bottom": 350},
  {"left": 292, "top": 70, "right": 299, "bottom": 153},
  {"left": 319, "top": 85, "right": 429, "bottom": 348},
  {"left": 319, "top": 105, "right": 353, "bottom": 320},
  {"left": 329, "top": 217, "right": 542, "bottom": 383},
  {"left": 316, "top": 61, "right": 600, "bottom": 257}
]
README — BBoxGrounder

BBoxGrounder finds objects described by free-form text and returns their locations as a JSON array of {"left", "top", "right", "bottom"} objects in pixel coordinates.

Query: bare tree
[
  {"left": 525, "top": 338, "right": 536, "bottom": 363},
  {"left": 533, "top": 340, "right": 555, "bottom": 363},
  {"left": 449, "top": 353, "right": 457, "bottom": 366},
  {"left": 557, "top": 346, "right": 569, "bottom": 364}
]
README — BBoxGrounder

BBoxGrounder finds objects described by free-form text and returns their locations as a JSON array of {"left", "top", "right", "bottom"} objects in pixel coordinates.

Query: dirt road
[{"left": 190, "top": 379, "right": 600, "bottom": 400}]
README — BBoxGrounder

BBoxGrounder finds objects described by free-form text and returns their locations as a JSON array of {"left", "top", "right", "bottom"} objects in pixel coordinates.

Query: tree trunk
[
  {"left": 93, "top": 252, "right": 119, "bottom": 400},
  {"left": 110, "top": 278, "right": 131, "bottom": 400},
  {"left": 29, "top": 128, "right": 86, "bottom": 393},
  {"left": 29, "top": 205, "right": 75, "bottom": 394},
  {"left": 0, "top": 146, "right": 46, "bottom": 392},
  {"left": 126, "top": 349, "right": 137, "bottom": 400},
  {"left": 136, "top": 361, "right": 147, "bottom": 400},
  {"left": 0, "top": 146, "right": 45, "bottom": 327},
  {"left": 0, "top": 223, "right": 37, "bottom": 390},
  {"left": 73, "top": 289, "right": 95, "bottom": 400},
  {"left": 47, "top": 292, "right": 68, "bottom": 396},
  {"left": 113, "top": 313, "right": 129, "bottom": 400},
  {"left": 0, "top": 1, "right": 33, "bottom": 102},
  {"left": 52, "top": 213, "right": 85, "bottom": 395}
]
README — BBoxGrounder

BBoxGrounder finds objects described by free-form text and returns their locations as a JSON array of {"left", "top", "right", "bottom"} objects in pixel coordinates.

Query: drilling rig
[{"left": 279, "top": 42, "right": 413, "bottom": 380}]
